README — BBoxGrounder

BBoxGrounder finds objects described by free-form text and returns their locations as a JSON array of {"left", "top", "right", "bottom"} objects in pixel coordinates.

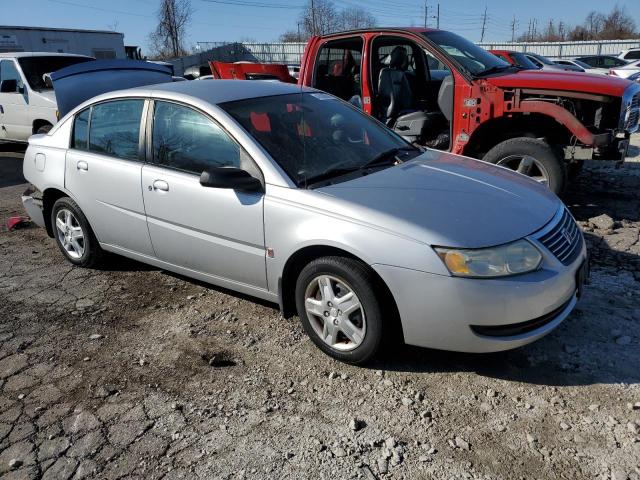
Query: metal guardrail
[
  {"left": 478, "top": 39, "right": 640, "bottom": 58},
  {"left": 178, "top": 38, "right": 640, "bottom": 74}
]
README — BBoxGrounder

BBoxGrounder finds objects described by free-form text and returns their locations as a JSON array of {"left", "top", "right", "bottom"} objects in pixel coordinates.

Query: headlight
[{"left": 434, "top": 239, "right": 542, "bottom": 278}]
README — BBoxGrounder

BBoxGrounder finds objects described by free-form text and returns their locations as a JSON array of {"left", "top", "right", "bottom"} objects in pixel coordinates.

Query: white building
[{"left": 0, "top": 26, "right": 125, "bottom": 59}]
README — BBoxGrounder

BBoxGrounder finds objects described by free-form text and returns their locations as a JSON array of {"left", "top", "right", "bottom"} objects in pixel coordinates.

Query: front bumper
[
  {"left": 21, "top": 186, "right": 46, "bottom": 228},
  {"left": 372, "top": 240, "right": 587, "bottom": 353}
]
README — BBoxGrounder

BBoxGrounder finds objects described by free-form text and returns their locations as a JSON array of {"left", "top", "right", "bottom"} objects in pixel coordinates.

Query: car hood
[
  {"left": 486, "top": 69, "right": 630, "bottom": 97},
  {"left": 34, "top": 89, "right": 57, "bottom": 106},
  {"left": 314, "top": 150, "right": 561, "bottom": 249},
  {"left": 50, "top": 59, "right": 173, "bottom": 117}
]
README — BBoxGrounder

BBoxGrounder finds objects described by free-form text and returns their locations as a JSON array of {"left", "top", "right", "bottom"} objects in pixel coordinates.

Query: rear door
[
  {"left": 141, "top": 100, "right": 267, "bottom": 288},
  {"left": 65, "top": 98, "right": 154, "bottom": 256}
]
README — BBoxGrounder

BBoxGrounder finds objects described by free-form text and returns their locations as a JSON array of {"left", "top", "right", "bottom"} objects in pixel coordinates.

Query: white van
[{"left": 0, "top": 52, "right": 92, "bottom": 142}]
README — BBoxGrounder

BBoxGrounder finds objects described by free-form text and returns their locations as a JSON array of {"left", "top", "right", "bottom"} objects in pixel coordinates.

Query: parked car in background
[
  {"left": 0, "top": 52, "right": 93, "bottom": 142},
  {"left": 575, "top": 55, "right": 629, "bottom": 70},
  {"left": 489, "top": 50, "right": 540, "bottom": 69},
  {"left": 609, "top": 60, "right": 640, "bottom": 79},
  {"left": 553, "top": 59, "right": 608, "bottom": 75},
  {"left": 210, "top": 28, "right": 640, "bottom": 194},
  {"left": 618, "top": 48, "right": 640, "bottom": 62},
  {"left": 22, "top": 79, "right": 589, "bottom": 364},
  {"left": 525, "top": 53, "right": 583, "bottom": 72},
  {"left": 288, "top": 64, "right": 301, "bottom": 79},
  {"left": 628, "top": 71, "right": 640, "bottom": 84}
]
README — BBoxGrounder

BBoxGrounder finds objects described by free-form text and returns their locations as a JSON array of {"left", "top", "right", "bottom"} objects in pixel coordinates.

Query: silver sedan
[{"left": 22, "top": 80, "right": 588, "bottom": 364}]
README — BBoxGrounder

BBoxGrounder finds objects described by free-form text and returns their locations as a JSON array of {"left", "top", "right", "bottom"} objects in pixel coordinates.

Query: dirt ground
[{"left": 0, "top": 140, "right": 639, "bottom": 480}]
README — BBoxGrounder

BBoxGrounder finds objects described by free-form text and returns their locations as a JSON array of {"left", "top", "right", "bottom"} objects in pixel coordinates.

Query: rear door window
[
  {"left": 313, "top": 37, "right": 363, "bottom": 103},
  {"left": 72, "top": 108, "right": 90, "bottom": 150},
  {"left": 88, "top": 99, "right": 144, "bottom": 160}
]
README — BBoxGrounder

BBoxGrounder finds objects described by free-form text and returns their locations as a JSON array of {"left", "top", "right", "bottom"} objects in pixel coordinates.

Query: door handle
[
  {"left": 152, "top": 180, "right": 169, "bottom": 192},
  {"left": 77, "top": 160, "right": 88, "bottom": 171}
]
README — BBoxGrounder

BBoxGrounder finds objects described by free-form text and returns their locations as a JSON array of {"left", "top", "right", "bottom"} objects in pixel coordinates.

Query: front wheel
[
  {"left": 295, "top": 256, "right": 385, "bottom": 364},
  {"left": 482, "top": 137, "right": 567, "bottom": 195}
]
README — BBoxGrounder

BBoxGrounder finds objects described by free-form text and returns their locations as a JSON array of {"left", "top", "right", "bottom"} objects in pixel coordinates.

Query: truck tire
[{"left": 482, "top": 137, "right": 567, "bottom": 195}]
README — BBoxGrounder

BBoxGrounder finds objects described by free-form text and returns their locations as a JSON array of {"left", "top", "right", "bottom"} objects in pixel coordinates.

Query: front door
[
  {"left": 0, "top": 59, "right": 30, "bottom": 141},
  {"left": 141, "top": 100, "right": 266, "bottom": 289},
  {"left": 65, "top": 98, "right": 154, "bottom": 256}
]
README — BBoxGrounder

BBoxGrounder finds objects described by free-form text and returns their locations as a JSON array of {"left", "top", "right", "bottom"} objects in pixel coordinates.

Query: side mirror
[
  {"left": 0, "top": 79, "right": 18, "bottom": 93},
  {"left": 200, "top": 167, "right": 263, "bottom": 192}
]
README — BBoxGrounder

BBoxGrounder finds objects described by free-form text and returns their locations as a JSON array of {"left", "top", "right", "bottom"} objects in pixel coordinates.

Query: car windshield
[
  {"left": 510, "top": 52, "right": 539, "bottom": 69},
  {"left": 220, "top": 92, "right": 418, "bottom": 187},
  {"left": 423, "top": 30, "right": 510, "bottom": 75},
  {"left": 17, "top": 56, "right": 93, "bottom": 91},
  {"left": 529, "top": 54, "right": 556, "bottom": 66},
  {"left": 572, "top": 59, "right": 591, "bottom": 69}
]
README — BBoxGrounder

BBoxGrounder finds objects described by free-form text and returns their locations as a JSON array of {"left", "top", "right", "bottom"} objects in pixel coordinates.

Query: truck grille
[
  {"left": 535, "top": 208, "right": 583, "bottom": 266},
  {"left": 622, "top": 88, "right": 640, "bottom": 134},
  {"left": 627, "top": 92, "right": 640, "bottom": 133}
]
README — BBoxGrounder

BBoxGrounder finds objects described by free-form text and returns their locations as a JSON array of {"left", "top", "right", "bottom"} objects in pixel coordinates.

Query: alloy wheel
[
  {"left": 496, "top": 154, "right": 550, "bottom": 186},
  {"left": 303, "top": 275, "right": 366, "bottom": 351},
  {"left": 55, "top": 208, "right": 85, "bottom": 259}
]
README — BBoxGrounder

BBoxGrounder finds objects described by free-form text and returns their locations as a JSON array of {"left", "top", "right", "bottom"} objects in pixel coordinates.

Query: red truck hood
[{"left": 486, "top": 70, "right": 630, "bottom": 97}]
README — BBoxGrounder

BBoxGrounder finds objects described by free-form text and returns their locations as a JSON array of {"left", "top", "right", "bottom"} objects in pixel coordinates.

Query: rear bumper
[{"left": 21, "top": 186, "right": 46, "bottom": 228}]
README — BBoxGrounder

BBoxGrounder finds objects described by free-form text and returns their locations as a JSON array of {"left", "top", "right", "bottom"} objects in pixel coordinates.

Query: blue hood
[{"left": 51, "top": 60, "right": 173, "bottom": 116}]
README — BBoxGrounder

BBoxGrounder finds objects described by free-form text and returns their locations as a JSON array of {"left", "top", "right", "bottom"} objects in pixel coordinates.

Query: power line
[{"left": 480, "top": 5, "right": 488, "bottom": 42}]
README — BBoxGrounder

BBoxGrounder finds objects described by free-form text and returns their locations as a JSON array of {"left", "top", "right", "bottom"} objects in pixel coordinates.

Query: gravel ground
[{"left": 0, "top": 139, "right": 639, "bottom": 480}]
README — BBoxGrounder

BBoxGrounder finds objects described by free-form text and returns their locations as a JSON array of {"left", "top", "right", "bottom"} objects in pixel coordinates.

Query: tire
[
  {"left": 51, "top": 197, "right": 103, "bottom": 268},
  {"left": 36, "top": 124, "right": 52, "bottom": 134},
  {"left": 482, "top": 137, "right": 567, "bottom": 195},
  {"left": 295, "top": 256, "right": 385, "bottom": 364}
]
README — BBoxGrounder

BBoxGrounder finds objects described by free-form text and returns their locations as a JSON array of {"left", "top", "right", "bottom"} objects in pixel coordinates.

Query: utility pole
[
  {"left": 510, "top": 15, "right": 516, "bottom": 42},
  {"left": 480, "top": 5, "right": 487, "bottom": 42},
  {"left": 424, "top": 0, "right": 428, "bottom": 28},
  {"left": 310, "top": 0, "right": 317, "bottom": 36},
  {"left": 436, "top": 3, "right": 440, "bottom": 29}
]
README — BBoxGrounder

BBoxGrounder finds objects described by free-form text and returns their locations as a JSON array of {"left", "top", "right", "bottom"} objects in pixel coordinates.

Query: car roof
[
  {"left": 132, "top": 79, "right": 314, "bottom": 105},
  {"left": 0, "top": 52, "right": 92, "bottom": 59}
]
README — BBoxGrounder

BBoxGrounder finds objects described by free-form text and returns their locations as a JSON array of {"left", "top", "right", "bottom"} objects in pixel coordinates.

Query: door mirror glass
[
  {"left": 200, "top": 167, "right": 263, "bottom": 192},
  {"left": 0, "top": 79, "right": 18, "bottom": 93}
]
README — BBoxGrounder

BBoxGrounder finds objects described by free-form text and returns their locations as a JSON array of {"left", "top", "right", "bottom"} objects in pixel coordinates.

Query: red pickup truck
[{"left": 210, "top": 28, "right": 640, "bottom": 194}]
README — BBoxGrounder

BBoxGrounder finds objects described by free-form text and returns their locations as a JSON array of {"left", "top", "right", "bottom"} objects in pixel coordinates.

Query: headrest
[{"left": 389, "top": 46, "right": 408, "bottom": 70}]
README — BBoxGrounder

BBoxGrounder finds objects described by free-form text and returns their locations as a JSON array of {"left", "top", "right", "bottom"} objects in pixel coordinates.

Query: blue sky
[{"left": 6, "top": 0, "right": 640, "bottom": 55}]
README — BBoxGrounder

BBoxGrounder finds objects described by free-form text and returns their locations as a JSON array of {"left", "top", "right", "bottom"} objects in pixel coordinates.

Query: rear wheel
[
  {"left": 51, "top": 197, "right": 103, "bottom": 267},
  {"left": 482, "top": 137, "right": 567, "bottom": 195},
  {"left": 295, "top": 256, "right": 385, "bottom": 364}
]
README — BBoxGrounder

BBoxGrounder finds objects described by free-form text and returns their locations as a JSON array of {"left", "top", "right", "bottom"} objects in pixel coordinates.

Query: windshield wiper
[
  {"left": 362, "top": 146, "right": 418, "bottom": 169},
  {"left": 303, "top": 166, "right": 363, "bottom": 187}
]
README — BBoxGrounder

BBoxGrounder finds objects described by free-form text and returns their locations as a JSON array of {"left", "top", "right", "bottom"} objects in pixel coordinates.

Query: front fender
[{"left": 263, "top": 187, "right": 449, "bottom": 295}]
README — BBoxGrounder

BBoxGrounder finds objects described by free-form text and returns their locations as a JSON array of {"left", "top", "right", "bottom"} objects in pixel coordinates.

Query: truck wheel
[
  {"left": 295, "top": 256, "right": 385, "bottom": 365},
  {"left": 36, "top": 124, "right": 52, "bottom": 134},
  {"left": 482, "top": 137, "right": 567, "bottom": 195},
  {"left": 51, "top": 197, "right": 103, "bottom": 268}
]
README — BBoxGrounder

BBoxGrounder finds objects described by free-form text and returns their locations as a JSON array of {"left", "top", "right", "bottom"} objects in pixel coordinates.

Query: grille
[
  {"left": 535, "top": 208, "right": 583, "bottom": 266},
  {"left": 626, "top": 92, "right": 640, "bottom": 133}
]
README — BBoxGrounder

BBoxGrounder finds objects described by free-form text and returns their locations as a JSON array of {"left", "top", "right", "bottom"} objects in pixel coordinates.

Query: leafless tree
[
  {"left": 299, "top": 0, "right": 339, "bottom": 36},
  {"left": 149, "top": 0, "right": 193, "bottom": 59},
  {"left": 338, "top": 7, "right": 376, "bottom": 30},
  {"left": 600, "top": 5, "right": 637, "bottom": 40}
]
